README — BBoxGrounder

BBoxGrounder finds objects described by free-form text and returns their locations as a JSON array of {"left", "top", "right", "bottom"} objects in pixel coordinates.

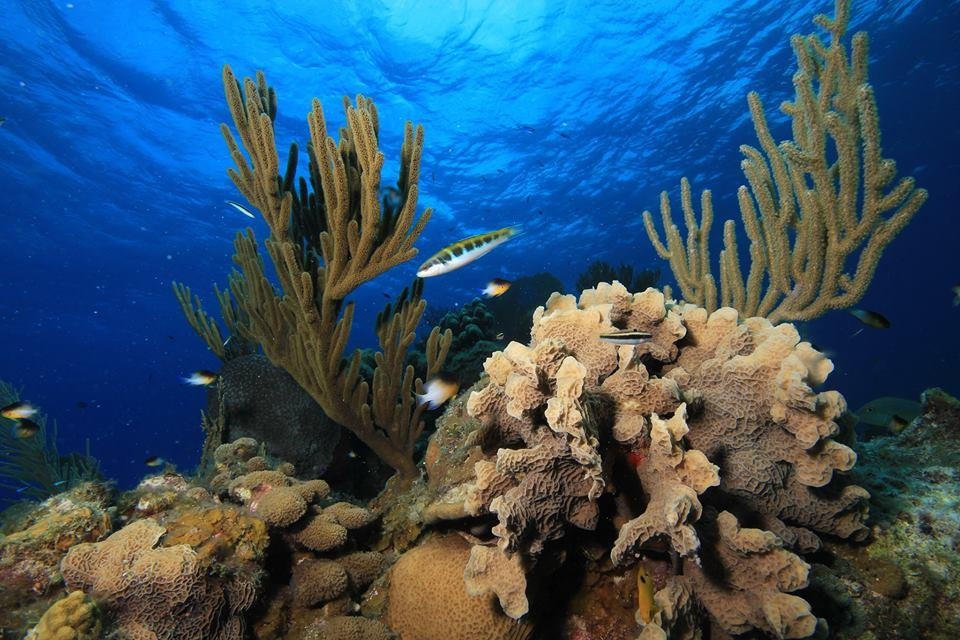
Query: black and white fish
[
  {"left": 225, "top": 200, "right": 256, "bottom": 219},
  {"left": 598, "top": 330, "right": 653, "bottom": 346}
]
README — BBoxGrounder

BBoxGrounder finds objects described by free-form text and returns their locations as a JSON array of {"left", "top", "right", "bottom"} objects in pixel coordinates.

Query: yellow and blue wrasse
[
  {"left": 416, "top": 226, "right": 521, "bottom": 278},
  {"left": 1, "top": 401, "right": 38, "bottom": 420},
  {"left": 13, "top": 419, "right": 40, "bottom": 439},
  {"left": 598, "top": 330, "right": 653, "bottom": 346},
  {"left": 849, "top": 308, "right": 890, "bottom": 329},
  {"left": 182, "top": 370, "right": 219, "bottom": 386},
  {"left": 636, "top": 564, "right": 659, "bottom": 624}
]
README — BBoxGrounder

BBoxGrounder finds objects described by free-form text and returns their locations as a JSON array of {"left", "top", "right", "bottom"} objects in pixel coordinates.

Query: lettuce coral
[{"left": 460, "top": 280, "right": 867, "bottom": 637}]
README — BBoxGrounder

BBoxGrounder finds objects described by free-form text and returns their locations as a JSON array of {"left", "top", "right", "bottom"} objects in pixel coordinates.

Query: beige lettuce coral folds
[
  {"left": 642, "top": 0, "right": 927, "bottom": 322},
  {"left": 465, "top": 281, "right": 868, "bottom": 638}
]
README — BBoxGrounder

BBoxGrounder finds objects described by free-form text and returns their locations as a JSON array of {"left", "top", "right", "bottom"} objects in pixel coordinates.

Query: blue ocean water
[{"left": 0, "top": 0, "right": 956, "bottom": 494}]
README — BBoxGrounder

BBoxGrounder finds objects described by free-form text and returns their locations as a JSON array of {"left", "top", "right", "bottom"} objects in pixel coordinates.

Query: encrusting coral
[
  {"left": 174, "top": 66, "right": 452, "bottom": 482},
  {"left": 451, "top": 280, "right": 867, "bottom": 638},
  {"left": 642, "top": 0, "right": 927, "bottom": 322}
]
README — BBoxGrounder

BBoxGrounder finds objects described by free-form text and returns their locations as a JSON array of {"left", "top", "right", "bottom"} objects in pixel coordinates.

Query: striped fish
[
  {"left": 598, "top": 330, "right": 653, "bottom": 345},
  {"left": 416, "top": 226, "right": 520, "bottom": 277}
]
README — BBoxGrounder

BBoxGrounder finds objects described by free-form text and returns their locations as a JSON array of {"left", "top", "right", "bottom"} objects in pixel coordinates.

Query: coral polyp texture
[{"left": 463, "top": 281, "right": 868, "bottom": 637}]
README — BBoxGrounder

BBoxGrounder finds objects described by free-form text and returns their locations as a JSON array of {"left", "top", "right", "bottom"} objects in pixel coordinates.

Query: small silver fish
[
  {"left": 225, "top": 200, "right": 256, "bottom": 219},
  {"left": 53, "top": 480, "right": 67, "bottom": 487},
  {"left": 598, "top": 330, "right": 653, "bottom": 346}
]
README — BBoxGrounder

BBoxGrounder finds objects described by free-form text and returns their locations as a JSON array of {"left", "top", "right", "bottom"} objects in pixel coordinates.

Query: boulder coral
[
  {"left": 462, "top": 281, "right": 868, "bottom": 638},
  {"left": 385, "top": 534, "right": 533, "bottom": 640},
  {"left": 25, "top": 590, "right": 101, "bottom": 640}
]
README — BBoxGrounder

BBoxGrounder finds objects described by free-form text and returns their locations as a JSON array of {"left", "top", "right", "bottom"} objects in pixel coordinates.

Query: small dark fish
[
  {"left": 558, "top": 132, "right": 571, "bottom": 139},
  {"left": 517, "top": 124, "right": 535, "bottom": 133},
  {"left": 145, "top": 456, "right": 164, "bottom": 467},
  {"left": 13, "top": 419, "right": 40, "bottom": 438},
  {"left": 849, "top": 309, "right": 890, "bottom": 329},
  {"left": 182, "top": 370, "right": 218, "bottom": 386},
  {"left": 953, "top": 283, "right": 960, "bottom": 306},
  {"left": 75, "top": 401, "right": 89, "bottom": 410},
  {"left": 537, "top": 209, "right": 543, "bottom": 215},
  {"left": 496, "top": 168, "right": 505, "bottom": 174},
  {"left": 225, "top": 200, "right": 256, "bottom": 219},
  {"left": 599, "top": 330, "right": 653, "bottom": 346},
  {"left": 0, "top": 116, "right": 6, "bottom": 127},
  {"left": 1, "top": 401, "right": 37, "bottom": 420},
  {"left": 166, "top": 335, "right": 175, "bottom": 341},
  {"left": 382, "top": 292, "right": 391, "bottom": 298}
]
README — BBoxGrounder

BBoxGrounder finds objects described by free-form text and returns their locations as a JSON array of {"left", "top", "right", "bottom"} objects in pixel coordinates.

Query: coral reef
[
  {"left": 207, "top": 437, "right": 387, "bottom": 638},
  {"left": 203, "top": 354, "right": 341, "bottom": 480},
  {"left": 575, "top": 261, "right": 659, "bottom": 295},
  {"left": 0, "top": 483, "right": 112, "bottom": 618},
  {"left": 642, "top": 0, "right": 927, "bottom": 322},
  {"left": 176, "top": 66, "right": 452, "bottom": 481},
  {"left": 392, "top": 279, "right": 867, "bottom": 638},
  {"left": 25, "top": 590, "right": 101, "bottom": 640},
  {"left": 806, "top": 388, "right": 960, "bottom": 639}
]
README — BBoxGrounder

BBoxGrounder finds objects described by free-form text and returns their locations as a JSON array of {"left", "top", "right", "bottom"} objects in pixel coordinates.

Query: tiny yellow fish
[
  {"left": 849, "top": 308, "right": 890, "bottom": 329},
  {"left": 636, "top": 564, "right": 659, "bottom": 624},
  {"left": 182, "top": 370, "right": 219, "bottom": 386},
  {"left": 1, "top": 401, "right": 38, "bottom": 420},
  {"left": 416, "top": 377, "right": 460, "bottom": 409},
  {"left": 482, "top": 278, "right": 512, "bottom": 298},
  {"left": 13, "top": 419, "right": 40, "bottom": 438},
  {"left": 145, "top": 456, "right": 165, "bottom": 467},
  {"left": 417, "top": 227, "right": 521, "bottom": 277},
  {"left": 599, "top": 330, "right": 653, "bottom": 346}
]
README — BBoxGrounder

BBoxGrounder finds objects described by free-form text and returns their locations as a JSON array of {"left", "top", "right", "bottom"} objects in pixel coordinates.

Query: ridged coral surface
[
  {"left": 463, "top": 281, "right": 868, "bottom": 637},
  {"left": 385, "top": 534, "right": 534, "bottom": 640}
]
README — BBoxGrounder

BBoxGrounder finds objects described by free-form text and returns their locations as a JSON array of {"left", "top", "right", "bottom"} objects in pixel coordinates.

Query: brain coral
[
  {"left": 462, "top": 281, "right": 868, "bottom": 637},
  {"left": 385, "top": 534, "right": 534, "bottom": 640},
  {"left": 26, "top": 590, "right": 101, "bottom": 640},
  {"left": 60, "top": 518, "right": 247, "bottom": 640}
]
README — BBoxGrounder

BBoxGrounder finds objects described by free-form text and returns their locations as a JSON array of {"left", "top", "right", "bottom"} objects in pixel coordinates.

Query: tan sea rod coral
[{"left": 462, "top": 281, "right": 867, "bottom": 638}]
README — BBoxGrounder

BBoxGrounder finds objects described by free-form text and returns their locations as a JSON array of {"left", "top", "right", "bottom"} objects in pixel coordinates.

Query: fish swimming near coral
[
  {"left": 416, "top": 226, "right": 521, "bottom": 277},
  {"left": 849, "top": 308, "right": 891, "bottom": 329},
  {"left": 145, "top": 456, "right": 164, "bottom": 467},
  {"left": 1, "top": 401, "right": 38, "bottom": 420},
  {"left": 636, "top": 563, "right": 659, "bottom": 624},
  {"left": 855, "top": 397, "right": 921, "bottom": 434},
  {"left": 416, "top": 377, "right": 460, "bottom": 409},
  {"left": 13, "top": 419, "right": 40, "bottom": 438},
  {"left": 225, "top": 200, "right": 256, "bottom": 219},
  {"left": 182, "top": 370, "right": 218, "bottom": 386},
  {"left": 482, "top": 278, "right": 512, "bottom": 298},
  {"left": 598, "top": 330, "right": 653, "bottom": 346},
  {"left": 953, "top": 282, "right": 960, "bottom": 306}
]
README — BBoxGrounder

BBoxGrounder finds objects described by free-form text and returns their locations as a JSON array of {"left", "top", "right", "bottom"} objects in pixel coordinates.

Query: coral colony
[{"left": 3, "top": 2, "right": 958, "bottom": 639}]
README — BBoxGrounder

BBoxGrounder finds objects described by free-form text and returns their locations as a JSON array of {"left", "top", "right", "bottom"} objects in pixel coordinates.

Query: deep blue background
[{"left": 0, "top": 0, "right": 956, "bottom": 492}]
